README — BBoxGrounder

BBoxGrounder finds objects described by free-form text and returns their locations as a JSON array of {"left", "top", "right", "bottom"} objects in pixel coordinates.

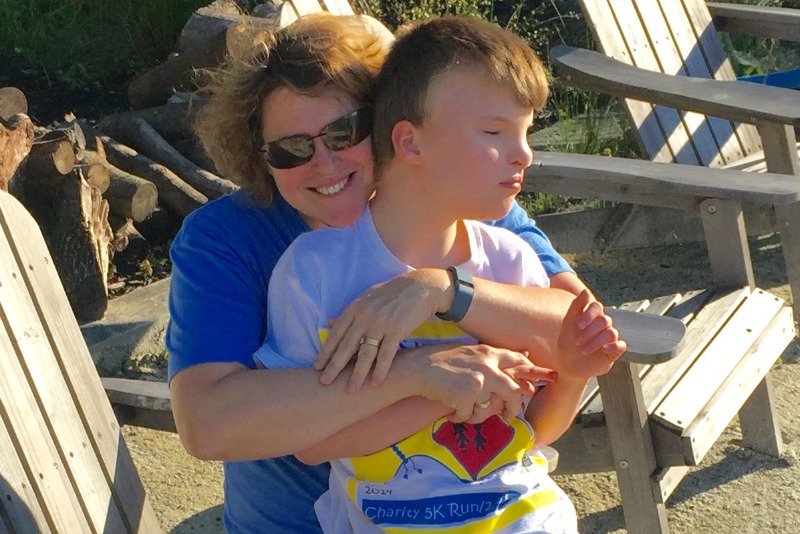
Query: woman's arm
[
  {"left": 294, "top": 350, "right": 557, "bottom": 465},
  {"left": 172, "top": 342, "right": 541, "bottom": 461}
]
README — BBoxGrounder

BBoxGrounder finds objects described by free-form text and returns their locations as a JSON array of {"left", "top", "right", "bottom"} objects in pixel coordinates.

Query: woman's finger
[{"left": 347, "top": 341, "right": 382, "bottom": 391}]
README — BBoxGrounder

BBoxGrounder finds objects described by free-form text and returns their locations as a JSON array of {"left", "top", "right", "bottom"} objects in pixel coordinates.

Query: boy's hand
[
  {"left": 574, "top": 293, "right": 627, "bottom": 360},
  {"left": 314, "top": 269, "right": 451, "bottom": 392},
  {"left": 558, "top": 289, "right": 626, "bottom": 379}
]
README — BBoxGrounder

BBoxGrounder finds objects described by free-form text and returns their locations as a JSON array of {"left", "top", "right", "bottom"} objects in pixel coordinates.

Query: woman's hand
[
  {"left": 315, "top": 268, "right": 451, "bottom": 391},
  {"left": 412, "top": 343, "right": 556, "bottom": 423}
]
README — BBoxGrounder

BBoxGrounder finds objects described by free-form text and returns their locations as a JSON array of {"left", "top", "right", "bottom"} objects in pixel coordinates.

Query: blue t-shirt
[{"left": 165, "top": 190, "right": 572, "bottom": 533}]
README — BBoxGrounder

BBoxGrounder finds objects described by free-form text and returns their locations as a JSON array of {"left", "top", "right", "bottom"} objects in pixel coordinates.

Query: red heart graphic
[{"left": 432, "top": 416, "right": 514, "bottom": 480}]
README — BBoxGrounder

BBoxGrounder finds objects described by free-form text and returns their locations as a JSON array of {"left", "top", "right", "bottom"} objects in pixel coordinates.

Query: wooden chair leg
[
  {"left": 738, "top": 374, "right": 784, "bottom": 456},
  {"left": 598, "top": 363, "right": 669, "bottom": 534},
  {"left": 775, "top": 202, "right": 800, "bottom": 324}
]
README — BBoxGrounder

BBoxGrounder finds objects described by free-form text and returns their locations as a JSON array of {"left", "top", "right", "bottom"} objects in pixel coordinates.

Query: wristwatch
[{"left": 436, "top": 265, "right": 474, "bottom": 322}]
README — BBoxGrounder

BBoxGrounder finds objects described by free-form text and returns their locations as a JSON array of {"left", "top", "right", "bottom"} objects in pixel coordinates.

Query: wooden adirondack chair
[
  {"left": 525, "top": 148, "right": 799, "bottom": 532},
  {"left": 0, "top": 188, "right": 162, "bottom": 533},
  {"left": 548, "top": 0, "right": 800, "bottom": 322}
]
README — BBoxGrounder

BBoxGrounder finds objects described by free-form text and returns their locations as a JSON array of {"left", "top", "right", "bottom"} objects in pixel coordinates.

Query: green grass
[{"left": 0, "top": 0, "right": 210, "bottom": 89}]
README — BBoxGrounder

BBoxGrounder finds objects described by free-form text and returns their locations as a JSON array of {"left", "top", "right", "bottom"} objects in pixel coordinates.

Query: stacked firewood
[{"left": 0, "top": 0, "right": 323, "bottom": 322}]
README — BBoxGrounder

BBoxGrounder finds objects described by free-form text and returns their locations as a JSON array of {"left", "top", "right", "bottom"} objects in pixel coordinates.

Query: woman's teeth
[{"left": 316, "top": 177, "right": 348, "bottom": 196}]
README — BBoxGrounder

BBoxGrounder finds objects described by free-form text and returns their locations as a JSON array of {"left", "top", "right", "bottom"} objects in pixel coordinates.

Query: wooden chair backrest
[
  {"left": 288, "top": 0, "right": 354, "bottom": 17},
  {"left": 0, "top": 189, "right": 160, "bottom": 533},
  {"left": 579, "top": 0, "right": 763, "bottom": 166}
]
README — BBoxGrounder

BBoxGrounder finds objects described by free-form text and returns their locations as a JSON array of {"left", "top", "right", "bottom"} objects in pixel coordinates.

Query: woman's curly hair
[{"left": 194, "top": 13, "right": 393, "bottom": 203}]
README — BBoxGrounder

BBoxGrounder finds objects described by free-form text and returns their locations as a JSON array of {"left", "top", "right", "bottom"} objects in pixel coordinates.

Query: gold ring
[
  {"left": 359, "top": 336, "right": 382, "bottom": 348},
  {"left": 476, "top": 400, "right": 491, "bottom": 409}
]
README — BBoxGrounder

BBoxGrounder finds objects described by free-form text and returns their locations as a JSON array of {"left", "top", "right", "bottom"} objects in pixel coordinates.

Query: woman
[{"left": 167, "top": 13, "right": 624, "bottom": 533}]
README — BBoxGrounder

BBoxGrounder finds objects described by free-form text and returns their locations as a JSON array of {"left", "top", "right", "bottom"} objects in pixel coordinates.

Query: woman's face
[{"left": 260, "top": 86, "right": 375, "bottom": 230}]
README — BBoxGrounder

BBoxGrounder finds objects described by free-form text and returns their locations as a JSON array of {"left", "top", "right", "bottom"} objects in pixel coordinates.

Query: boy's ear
[{"left": 391, "top": 120, "right": 422, "bottom": 164}]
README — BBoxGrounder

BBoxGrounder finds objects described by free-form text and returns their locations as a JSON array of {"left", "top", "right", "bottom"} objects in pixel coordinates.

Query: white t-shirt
[{"left": 255, "top": 207, "right": 577, "bottom": 533}]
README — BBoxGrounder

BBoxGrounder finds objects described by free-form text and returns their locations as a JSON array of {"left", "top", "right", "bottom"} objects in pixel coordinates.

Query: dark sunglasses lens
[
  {"left": 266, "top": 136, "right": 314, "bottom": 169},
  {"left": 322, "top": 108, "right": 373, "bottom": 151}
]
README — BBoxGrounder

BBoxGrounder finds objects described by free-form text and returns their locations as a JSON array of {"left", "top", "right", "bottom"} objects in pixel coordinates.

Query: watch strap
[{"left": 435, "top": 266, "right": 474, "bottom": 322}]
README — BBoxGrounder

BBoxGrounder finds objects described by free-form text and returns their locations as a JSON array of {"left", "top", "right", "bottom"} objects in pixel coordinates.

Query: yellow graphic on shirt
[{"left": 318, "top": 321, "right": 560, "bottom": 531}]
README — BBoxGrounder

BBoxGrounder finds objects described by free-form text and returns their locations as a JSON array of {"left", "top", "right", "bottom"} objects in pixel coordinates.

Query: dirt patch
[{"left": 122, "top": 234, "right": 800, "bottom": 533}]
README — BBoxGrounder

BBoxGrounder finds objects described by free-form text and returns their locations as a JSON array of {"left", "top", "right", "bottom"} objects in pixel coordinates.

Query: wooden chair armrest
[
  {"left": 607, "top": 308, "right": 686, "bottom": 365},
  {"left": 527, "top": 151, "right": 800, "bottom": 208},
  {"left": 550, "top": 45, "right": 800, "bottom": 128},
  {"left": 708, "top": 2, "right": 800, "bottom": 42},
  {"left": 101, "top": 377, "right": 176, "bottom": 432}
]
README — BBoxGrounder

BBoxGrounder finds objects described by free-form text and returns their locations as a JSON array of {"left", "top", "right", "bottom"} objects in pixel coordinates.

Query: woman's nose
[{"left": 310, "top": 136, "right": 339, "bottom": 170}]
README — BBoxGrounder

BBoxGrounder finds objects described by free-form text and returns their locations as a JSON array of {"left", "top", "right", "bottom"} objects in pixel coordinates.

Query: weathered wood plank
[
  {"left": 0, "top": 190, "right": 161, "bottom": 533},
  {"left": 682, "top": 306, "right": 793, "bottom": 463},
  {"left": 0, "top": 409, "right": 51, "bottom": 532},
  {"left": 654, "top": 289, "right": 785, "bottom": 433},
  {"left": 0, "top": 197, "right": 128, "bottom": 533}
]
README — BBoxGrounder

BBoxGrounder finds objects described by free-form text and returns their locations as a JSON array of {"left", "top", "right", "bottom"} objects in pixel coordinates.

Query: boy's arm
[
  {"left": 523, "top": 290, "right": 623, "bottom": 446},
  {"left": 295, "top": 396, "right": 449, "bottom": 465}
]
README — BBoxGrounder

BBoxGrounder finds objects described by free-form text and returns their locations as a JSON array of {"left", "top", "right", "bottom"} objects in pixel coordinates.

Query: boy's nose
[{"left": 510, "top": 140, "right": 534, "bottom": 169}]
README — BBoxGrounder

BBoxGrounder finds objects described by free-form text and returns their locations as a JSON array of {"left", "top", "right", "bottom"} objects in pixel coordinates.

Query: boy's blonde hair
[
  {"left": 194, "top": 13, "right": 393, "bottom": 203},
  {"left": 372, "top": 16, "right": 549, "bottom": 177}
]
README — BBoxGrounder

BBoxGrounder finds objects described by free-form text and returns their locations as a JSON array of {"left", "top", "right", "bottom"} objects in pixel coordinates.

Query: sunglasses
[{"left": 260, "top": 106, "right": 373, "bottom": 170}]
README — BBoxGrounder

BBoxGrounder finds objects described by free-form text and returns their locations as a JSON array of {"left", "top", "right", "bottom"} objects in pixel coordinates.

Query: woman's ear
[{"left": 391, "top": 120, "right": 422, "bottom": 164}]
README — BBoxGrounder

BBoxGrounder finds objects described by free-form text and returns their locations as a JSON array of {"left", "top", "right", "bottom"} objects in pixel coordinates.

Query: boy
[{"left": 256, "top": 16, "right": 621, "bottom": 532}]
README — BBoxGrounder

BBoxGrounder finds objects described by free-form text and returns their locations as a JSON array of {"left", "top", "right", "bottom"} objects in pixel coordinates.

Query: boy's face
[
  {"left": 260, "top": 86, "right": 375, "bottom": 230},
  {"left": 414, "top": 66, "right": 535, "bottom": 222}
]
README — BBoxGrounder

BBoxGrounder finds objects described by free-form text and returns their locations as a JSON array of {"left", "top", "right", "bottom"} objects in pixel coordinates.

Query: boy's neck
[{"left": 369, "top": 168, "right": 470, "bottom": 269}]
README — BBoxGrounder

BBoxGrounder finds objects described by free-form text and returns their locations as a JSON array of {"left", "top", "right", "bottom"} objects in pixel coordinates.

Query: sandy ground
[{"left": 122, "top": 233, "right": 800, "bottom": 533}]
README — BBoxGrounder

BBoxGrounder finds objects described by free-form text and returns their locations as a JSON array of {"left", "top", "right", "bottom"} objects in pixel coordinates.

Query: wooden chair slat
[
  {"left": 654, "top": 288, "right": 785, "bottom": 431},
  {"left": 679, "top": 306, "right": 795, "bottom": 463},
  {"left": 0, "top": 218, "right": 111, "bottom": 533},
  {"left": 0, "top": 402, "right": 52, "bottom": 532},
  {"left": 0, "top": 190, "right": 161, "bottom": 533}
]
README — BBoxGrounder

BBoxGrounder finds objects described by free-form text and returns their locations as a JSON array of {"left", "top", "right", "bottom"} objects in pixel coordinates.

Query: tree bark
[
  {"left": 0, "top": 113, "right": 34, "bottom": 193},
  {"left": 46, "top": 173, "right": 113, "bottom": 323}
]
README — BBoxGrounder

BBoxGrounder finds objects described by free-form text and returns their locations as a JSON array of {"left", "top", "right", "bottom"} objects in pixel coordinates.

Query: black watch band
[{"left": 435, "top": 266, "right": 474, "bottom": 322}]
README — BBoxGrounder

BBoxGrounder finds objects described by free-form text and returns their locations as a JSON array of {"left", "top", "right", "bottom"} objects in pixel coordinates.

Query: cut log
[
  {"left": 38, "top": 120, "right": 86, "bottom": 152},
  {"left": 127, "top": 53, "right": 197, "bottom": 110},
  {"left": 0, "top": 87, "right": 28, "bottom": 121},
  {"left": 102, "top": 117, "right": 236, "bottom": 199},
  {"left": 26, "top": 139, "right": 76, "bottom": 178},
  {"left": 104, "top": 165, "right": 159, "bottom": 222},
  {"left": 97, "top": 99, "right": 202, "bottom": 141},
  {"left": 0, "top": 113, "right": 34, "bottom": 193},
  {"left": 78, "top": 120, "right": 207, "bottom": 216},
  {"left": 178, "top": 0, "right": 244, "bottom": 64},
  {"left": 75, "top": 163, "right": 110, "bottom": 194},
  {"left": 128, "top": 0, "right": 284, "bottom": 108},
  {"left": 46, "top": 173, "right": 113, "bottom": 323}
]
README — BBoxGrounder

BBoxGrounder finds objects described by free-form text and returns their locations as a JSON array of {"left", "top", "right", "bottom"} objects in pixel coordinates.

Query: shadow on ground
[{"left": 169, "top": 505, "right": 224, "bottom": 533}]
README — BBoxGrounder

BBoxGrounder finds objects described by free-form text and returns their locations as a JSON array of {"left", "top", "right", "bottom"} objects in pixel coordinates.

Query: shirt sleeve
[
  {"left": 253, "top": 245, "right": 323, "bottom": 370},
  {"left": 166, "top": 211, "right": 269, "bottom": 380},
  {"left": 487, "top": 201, "right": 573, "bottom": 277}
]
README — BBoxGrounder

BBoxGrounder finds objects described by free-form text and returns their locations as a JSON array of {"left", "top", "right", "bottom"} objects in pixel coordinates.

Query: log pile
[{"left": 0, "top": 1, "right": 318, "bottom": 322}]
